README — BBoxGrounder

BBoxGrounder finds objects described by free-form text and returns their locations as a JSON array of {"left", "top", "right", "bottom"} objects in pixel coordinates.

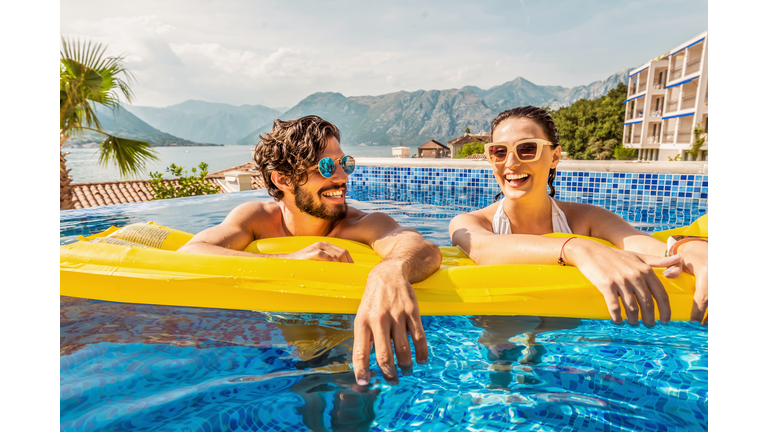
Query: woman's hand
[
  {"left": 660, "top": 241, "right": 708, "bottom": 324},
  {"left": 564, "top": 239, "right": 681, "bottom": 326}
]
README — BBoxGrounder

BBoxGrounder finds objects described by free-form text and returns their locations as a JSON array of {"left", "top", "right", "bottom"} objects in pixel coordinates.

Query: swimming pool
[{"left": 60, "top": 184, "right": 708, "bottom": 431}]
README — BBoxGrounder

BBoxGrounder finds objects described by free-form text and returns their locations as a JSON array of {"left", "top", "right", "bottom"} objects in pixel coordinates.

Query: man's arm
[
  {"left": 346, "top": 212, "right": 442, "bottom": 385},
  {"left": 178, "top": 202, "right": 353, "bottom": 262}
]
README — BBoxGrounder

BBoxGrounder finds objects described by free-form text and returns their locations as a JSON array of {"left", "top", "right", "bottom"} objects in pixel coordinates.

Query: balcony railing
[
  {"left": 686, "top": 58, "right": 701, "bottom": 73},
  {"left": 653, "top": 82, "right": 665, "bottom": 90},
  {"left": 632, "top": 134, "right": 641, "bottom": 143},
  {"left": 681, "top": 95, "right": 696, "bottom": 110},
  {"left": 638, "top": 81, "right": 647, "bottom": 92},
  {"left": 636, "top": 111, "right": 644, "bottom": 118},
  {"left": 669, "top": 67, "right": 683, "bottom": 81},
  {"left": 666, "top": 99, "right": 679, "bottom": 112},
  {"left": 663, "top": 132, "right": 676, "bottom": 143},
  {"left": 646, "top": 136, "right": 660, "bottom": 144},
  {"left": 677, "top": 131, "right": 692, "bottom": 143},
  {"left": 652, "top": 110, "right": 662, "bottom": 117}
]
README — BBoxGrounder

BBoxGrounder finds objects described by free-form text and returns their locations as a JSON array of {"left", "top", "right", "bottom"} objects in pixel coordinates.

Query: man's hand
[
  {"left": 352, "top": 261, "right": 428, "bottom": 386},
  {"left": 287, "top": 242, "right": 353, "bottom": 263},
  {"left": 660, "top": 241, "right": 708, "bottom": 324}
]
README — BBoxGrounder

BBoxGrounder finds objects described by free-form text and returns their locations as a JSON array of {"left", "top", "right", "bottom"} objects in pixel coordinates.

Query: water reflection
[
  {"left": 469, "top": 316, "right": 582, "bottom": 390},
  {"left": 61, "top": 297, "right": 382, "bottom": 432},
  {"left": 60, "top": 297, "right": 707, "bottom": 431}
]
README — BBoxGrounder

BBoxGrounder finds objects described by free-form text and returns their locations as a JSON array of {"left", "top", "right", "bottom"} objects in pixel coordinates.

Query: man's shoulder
[{"left": 227, "top": 200, "right": 281, "bottom": 220}]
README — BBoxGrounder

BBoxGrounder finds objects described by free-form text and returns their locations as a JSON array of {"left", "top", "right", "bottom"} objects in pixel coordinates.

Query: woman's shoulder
[
  {"left": 450, "top": 201, "right": 499, "bottom": 231},
  {"left": 554, "top": 199, "right": 631, "bottom": 235}
]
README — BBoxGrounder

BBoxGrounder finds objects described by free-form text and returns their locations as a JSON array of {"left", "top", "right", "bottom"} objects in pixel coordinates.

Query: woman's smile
[{"left": 504, "top": 172, "right": 531, "bottom": 188}]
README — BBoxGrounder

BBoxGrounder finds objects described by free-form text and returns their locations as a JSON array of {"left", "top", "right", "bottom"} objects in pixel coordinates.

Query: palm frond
[
  {"left": 61, "top": 35, "right": 155, "bottom": 179},
  {"left": 98, "top": 135, "right": 160, "bottom": 178}
]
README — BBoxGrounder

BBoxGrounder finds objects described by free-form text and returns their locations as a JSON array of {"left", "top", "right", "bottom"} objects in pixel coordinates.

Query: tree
[
  {"left": 613, "top": 144, "right": 638, "bottom": 160},
  {"left": 585, "top": 138, "right": 619, "bottom": 160},
  {"left": 60, "top": 37, "right": 159, "bottom": 209},
  {"left": 550, "top": 82, "right": 627, "bottom": 160},
  {"left": 464, "top": 127, "right": 471, "bottom": 134},
  {"left": 456, "top": 142, "right": 485, "bottom": 158}
]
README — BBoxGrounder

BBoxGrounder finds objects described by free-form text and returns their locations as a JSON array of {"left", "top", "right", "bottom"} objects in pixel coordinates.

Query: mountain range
[
  {"left": 237, "top": 68, "right": 631, "bottom": 147},
  {"left": 125, "top": 100, "right": 283, "bottom": 145},
  {"left": 66, "top": 105, "right": 218, "bottom": 147},
  {"left": 74, "top": 68, "right": 631, "bottom": 148}
]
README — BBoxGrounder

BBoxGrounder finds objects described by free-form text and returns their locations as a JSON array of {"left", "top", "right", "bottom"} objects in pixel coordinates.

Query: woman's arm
[
  {"left": 449, "top": 210, "right": 680, "bottom": 326},
  {"left": 574, "top": 203, "right": 666, "bottom": 255},
  {"left": 572, "top": 203, "right": 709, "bottom": 324}
]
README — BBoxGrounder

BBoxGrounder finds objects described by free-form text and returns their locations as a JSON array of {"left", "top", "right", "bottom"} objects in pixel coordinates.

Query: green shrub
[
  {"left": 687, "top": 124, "right": 706, "bottom": 161},
  {"left": 148, "top": 162, "right": 221, "bottom": 200},
  {"left": 613, "top": 144, "right": 638, "bottom": 160},
  {"left": 456, "top": 142, "right": 485, "bottom": 158}
]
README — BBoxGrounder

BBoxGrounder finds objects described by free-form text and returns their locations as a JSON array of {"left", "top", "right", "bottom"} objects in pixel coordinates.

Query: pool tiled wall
[{"left": 348, "top": 166, "right": 708, "bottom": 201}]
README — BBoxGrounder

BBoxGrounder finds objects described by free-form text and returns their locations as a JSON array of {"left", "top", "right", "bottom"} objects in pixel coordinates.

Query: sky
[{"left": 60, "top": 0, "right": 707, "bottom": 110}]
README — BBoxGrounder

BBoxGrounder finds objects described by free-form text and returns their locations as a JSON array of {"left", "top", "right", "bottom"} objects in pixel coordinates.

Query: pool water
[{"left": 60, "top": 186, "right": 708, "bottom": 431}]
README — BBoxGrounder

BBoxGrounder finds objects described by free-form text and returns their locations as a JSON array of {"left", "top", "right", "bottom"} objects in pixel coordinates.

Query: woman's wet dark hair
[{"left": 491, "top": 106, "right": 560, "bottom": 200}]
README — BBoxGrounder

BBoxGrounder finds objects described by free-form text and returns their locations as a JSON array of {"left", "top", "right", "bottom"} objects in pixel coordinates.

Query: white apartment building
[{"left": 622, "top": 31, "right": 708, "bottom": 161}]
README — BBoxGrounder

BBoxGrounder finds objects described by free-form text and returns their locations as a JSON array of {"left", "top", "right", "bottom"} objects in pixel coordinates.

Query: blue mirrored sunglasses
[{"left": 317, "top": 155, "right": 356, "bottom": 178}]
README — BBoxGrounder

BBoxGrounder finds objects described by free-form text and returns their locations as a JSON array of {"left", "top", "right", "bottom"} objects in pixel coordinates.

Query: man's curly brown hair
[{"left": 253, "top": 115, "right": 341, "bottom": 200}]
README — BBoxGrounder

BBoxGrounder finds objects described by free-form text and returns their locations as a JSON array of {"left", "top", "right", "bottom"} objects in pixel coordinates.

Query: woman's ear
[
  {"left": 551, "top": 146, "right": 562, "bottom": 169},
  {"left": 271, "top": 171, "right": 292, "bottom": 193}
]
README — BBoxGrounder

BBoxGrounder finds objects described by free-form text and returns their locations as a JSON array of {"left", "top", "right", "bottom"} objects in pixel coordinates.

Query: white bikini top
[{"left": 492, "top": 196, "right": 573, "bottom": 235}]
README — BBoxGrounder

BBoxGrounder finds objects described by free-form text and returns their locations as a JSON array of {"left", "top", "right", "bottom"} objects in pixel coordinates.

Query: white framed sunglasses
[{"left": 484, "top": 139, "right": 555, "bottom": 164}]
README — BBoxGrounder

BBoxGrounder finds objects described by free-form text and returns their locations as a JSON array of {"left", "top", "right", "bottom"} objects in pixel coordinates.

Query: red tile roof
[
  {"left": 447, "top": 134, "right": 490, "bottom": 146},
  {"left": 70, "top": 162, "right": 267, "bottom": 209},
  {"left": 418, "top": 140, "right": 449, "bottom": 149}
]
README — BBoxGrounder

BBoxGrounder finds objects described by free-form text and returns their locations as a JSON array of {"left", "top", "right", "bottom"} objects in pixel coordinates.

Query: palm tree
[{"left": 60, "top": 37, "right": 159, "bottom": 209}]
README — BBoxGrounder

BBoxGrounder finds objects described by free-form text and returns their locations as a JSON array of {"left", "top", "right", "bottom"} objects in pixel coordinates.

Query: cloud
[{"left": 62, "top": 15, "right": 183, "bottom": 70}]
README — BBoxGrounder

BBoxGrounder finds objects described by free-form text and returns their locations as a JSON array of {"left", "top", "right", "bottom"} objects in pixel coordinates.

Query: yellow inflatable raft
[{"left": 60, "top": 215, "right": 707, "bottom": 320}]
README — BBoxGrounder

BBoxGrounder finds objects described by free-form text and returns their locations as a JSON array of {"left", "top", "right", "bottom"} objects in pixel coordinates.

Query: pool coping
[{"left": 355, "top": 158, "right": 708, "bottom": 174}]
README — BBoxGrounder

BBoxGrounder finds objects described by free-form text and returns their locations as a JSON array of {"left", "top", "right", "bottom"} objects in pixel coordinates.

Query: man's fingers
[
  {"left": 645, "top": 271, "right": 671, "bottom": 324},
  {"left": 372, "top": 323, "right": 398, "bottom": 384},
  {"left": 600, "top": 288, "right": 625, "bottom": 323},
  {"left": 342, "top": 249, "right": 354, "bottom": 264},
  {"left": 391, "top": 318, "right": 413, "bottom": 369},
  {"left": 352, "top": 321, "right": 372, "bottom": 386},
  {"left": 408, "top": 315, "right": 429, "bottom": 365}
]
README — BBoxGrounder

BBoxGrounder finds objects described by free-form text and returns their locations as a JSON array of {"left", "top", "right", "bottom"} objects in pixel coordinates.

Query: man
[{"left": 178, "top": 115, "right": 442, "bottom": 385}]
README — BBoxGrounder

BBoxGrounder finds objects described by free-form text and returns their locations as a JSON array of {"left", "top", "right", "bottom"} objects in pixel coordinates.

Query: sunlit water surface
[{"left": 60, "top": 188, "right": 707, "bottom": 431}]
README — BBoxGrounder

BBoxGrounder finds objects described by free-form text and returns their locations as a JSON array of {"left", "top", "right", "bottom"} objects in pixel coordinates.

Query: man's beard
[{"left": 293, "top": 184, "right": 348, "bottom": 222}]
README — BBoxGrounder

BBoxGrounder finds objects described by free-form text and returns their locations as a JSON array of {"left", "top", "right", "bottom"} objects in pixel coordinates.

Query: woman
[{"left": 449, "top": 106, "right": 708, "bottom": 326}]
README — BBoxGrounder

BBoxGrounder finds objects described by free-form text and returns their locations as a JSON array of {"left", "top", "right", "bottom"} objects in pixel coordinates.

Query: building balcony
[
  {"left": 685, "top": 57, "right": 701, "bottom": 74},
  {"left": 677, "top": 131, "right": 692, "bottom": 143},
  {"left": 636, "top": 111, "right": 644, "bottom": 118},
  {"left": 666, "top": 100, "right": 679, "bottom": 112},
  {"left": 631, "top": 135, "right": 641, "bottom": 144},
  {"left": 662, "top": 132, "right": 676, "bottom": 143},
  {"left": 646, "top": 136, "right": 661, "bottom": 145},
  {"left": 651, "top": 110, "right": 663, "bottom": 118},
  {"left": 669, "top": 66, "right": 683, "bottom": 81},
  {"left": 681, "top": 95, "right": 696, "bottom": 110}
]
